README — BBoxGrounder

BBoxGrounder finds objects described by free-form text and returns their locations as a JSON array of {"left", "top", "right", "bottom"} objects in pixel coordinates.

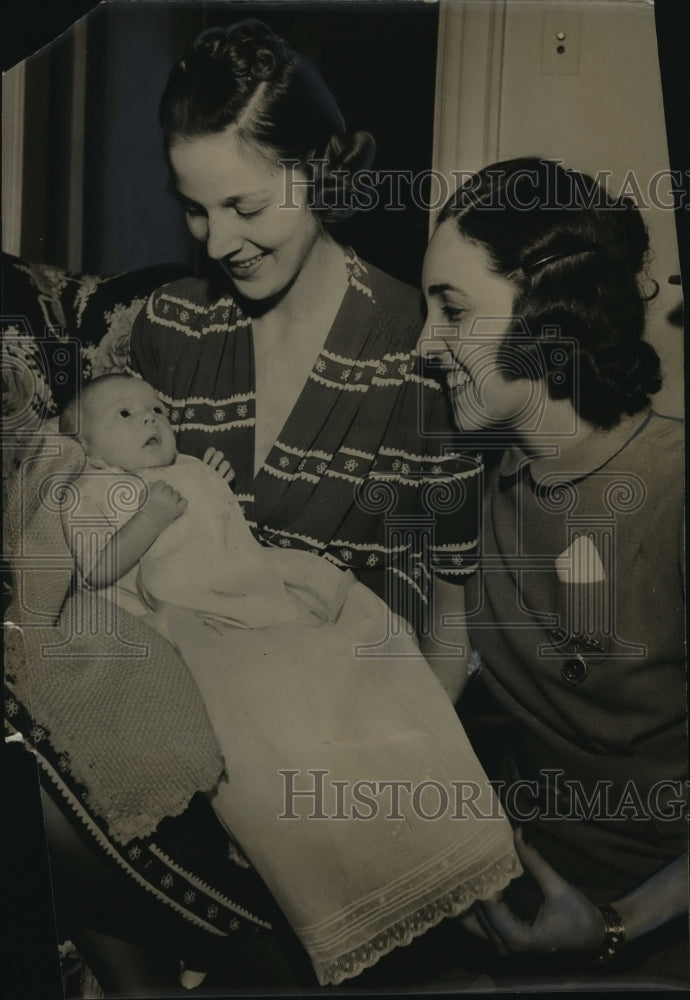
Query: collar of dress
[{"left": 497, "top": 408, "right": 653, "bottom": 485}]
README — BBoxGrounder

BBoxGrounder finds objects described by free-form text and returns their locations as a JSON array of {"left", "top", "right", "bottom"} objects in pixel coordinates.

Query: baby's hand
[
  {"left": 140, "top": 480, "right": 188, "bottom": 527},
  {"left": 203, "top": 447, "right": 235, "bottom": 484}
]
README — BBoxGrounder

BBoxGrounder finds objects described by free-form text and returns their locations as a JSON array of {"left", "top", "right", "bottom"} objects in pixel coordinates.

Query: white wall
[
  {"left": 433, "top": 0, "right": 683, "bottom": 417},
  {"left": 2, "top": 62, "right": 25, "bottom": 257}
]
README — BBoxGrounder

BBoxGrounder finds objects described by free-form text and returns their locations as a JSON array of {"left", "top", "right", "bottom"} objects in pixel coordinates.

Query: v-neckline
[{"left": 249, "top": 249, "right": 364, "bottom": 484}]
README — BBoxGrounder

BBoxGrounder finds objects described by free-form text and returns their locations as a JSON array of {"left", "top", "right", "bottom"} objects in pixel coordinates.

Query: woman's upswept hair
[
  {"left": 159, "top": 19, "right": 375, "bottom": 226},
  {"left": 438, "top": 157, "right": 661, "bottom": 428}
]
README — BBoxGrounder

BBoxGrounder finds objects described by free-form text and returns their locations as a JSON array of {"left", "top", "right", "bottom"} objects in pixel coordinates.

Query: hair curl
[
  {"left": 159, "top": 19, "right": 375, "bottom": 226},
  {"left": 438, "top": 157, "right": 662, "bottom": 429}
]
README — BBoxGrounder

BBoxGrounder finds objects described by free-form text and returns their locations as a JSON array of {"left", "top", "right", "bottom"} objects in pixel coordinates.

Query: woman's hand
[
  {"left": 460, "top": 828, "right": 605, "bottom": 957},
  {"left": 203, "top": 447, "right": 235, "bottom": 484}
]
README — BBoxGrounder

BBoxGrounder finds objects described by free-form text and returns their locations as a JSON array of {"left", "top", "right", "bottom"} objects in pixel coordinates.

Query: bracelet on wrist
[{"left": 596, "top": 903, "right": 626, "bottom": 963}]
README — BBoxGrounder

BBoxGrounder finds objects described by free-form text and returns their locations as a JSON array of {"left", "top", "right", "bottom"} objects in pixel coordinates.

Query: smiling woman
[
  {"left": 148, "top": 20, "right": 380, "bottom": 475},
  {"left": 129, "top": 18, "right": 480, "bottom": 601},
  {"left": 418, "top": 158, "right": 687, "bottom": 984},
  {"left": 421, "top": 230, "right": 532, "bottom": 433},
  {"left": 169, "top": 132, "right": 327, "bottom": 304},
  {"left": 25, "top": 16, "right": 489, "bottom": 996}
]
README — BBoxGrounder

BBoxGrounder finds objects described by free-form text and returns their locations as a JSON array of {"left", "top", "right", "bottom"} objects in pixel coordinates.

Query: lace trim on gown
[{"left": 317, "top": 850, "right": 521, "bottom": 986}]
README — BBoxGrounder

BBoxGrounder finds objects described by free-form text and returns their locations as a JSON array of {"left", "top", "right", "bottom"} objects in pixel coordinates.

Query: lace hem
[{"left": 315, "top": 851, "right": 522, "bottom": 986}]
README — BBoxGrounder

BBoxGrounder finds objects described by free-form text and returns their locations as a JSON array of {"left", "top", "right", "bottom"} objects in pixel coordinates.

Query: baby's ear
[{"left": 66, "top": 426, "right": 91, "bottom": 457}]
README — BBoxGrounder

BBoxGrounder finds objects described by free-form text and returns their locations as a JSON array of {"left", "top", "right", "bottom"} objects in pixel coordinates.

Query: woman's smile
[
  {"left": 221, "top": 249, "right": 271, "bottom": 282},
  {"left": 421, "top": 224, "right": 535, "bottom": 432},
  {"left": 169, "top": 129, "right": 324, "bottom": 303},
  {"left": 226, "top": 251, "right": 268, "bottom": 271}
]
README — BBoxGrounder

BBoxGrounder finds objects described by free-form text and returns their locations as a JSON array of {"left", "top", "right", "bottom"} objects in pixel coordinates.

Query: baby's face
[{"left": 80, "top": 379, "right": 177, "bottom": 469}]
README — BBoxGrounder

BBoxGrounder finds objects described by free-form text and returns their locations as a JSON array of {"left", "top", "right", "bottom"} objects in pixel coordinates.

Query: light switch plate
[{"left": 542, "top": 11, "right": 581, "bottom": 74}]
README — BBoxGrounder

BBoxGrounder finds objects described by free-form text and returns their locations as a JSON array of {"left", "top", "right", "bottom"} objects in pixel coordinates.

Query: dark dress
[
  {"left": 128, "top": 249, "right": 482, "bottom": 620},
  {"left": 460, "top": 410, "right": 688, "bottom": 984}
]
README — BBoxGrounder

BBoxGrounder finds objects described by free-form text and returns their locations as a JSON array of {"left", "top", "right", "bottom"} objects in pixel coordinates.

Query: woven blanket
[{"left": 4, "top": 430, "right": 225, "bottom": 844}]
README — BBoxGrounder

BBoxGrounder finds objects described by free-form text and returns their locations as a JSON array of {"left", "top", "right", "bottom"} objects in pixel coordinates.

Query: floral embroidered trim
[
  {"left": 177, "top": 419, "right": 255, "bottom": 433},
  {"left": 147, "top": 294, "right": 250, "bottom": 339},
  {"left": 139, "top": 391, "right": 254, "bottom": 408},
  {"left": 343, "top": 247, "right": 375, "bottom": 302},
  {"left": 386, "top": 564, "right": 427, "bottom": 602},
  {"left": 309, "top": 370, "right": 369, "bottom": 393}
]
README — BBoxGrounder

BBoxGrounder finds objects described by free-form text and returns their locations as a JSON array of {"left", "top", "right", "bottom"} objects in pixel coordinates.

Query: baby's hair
[
  {"left": 159, "top": 19, "right": 375, "bottom": 226},
  {"left": 59, "top": 374, "right": 143, "bottom": 438}
]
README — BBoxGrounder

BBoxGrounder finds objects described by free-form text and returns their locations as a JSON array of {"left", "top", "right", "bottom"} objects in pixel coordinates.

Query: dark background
[
  {"left": 3, "top": 3, "right": 689, "bottom": 999},
  {"left": 5, "top": 0, "right": 440, "bottom": 287}
]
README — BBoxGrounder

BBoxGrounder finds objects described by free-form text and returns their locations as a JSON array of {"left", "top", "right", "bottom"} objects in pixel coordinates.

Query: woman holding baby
[
  {"left": 38, "top": 18, "right": 487, "bottom": 995},
  {"left": 128, "top": 19, "right": 477, "bottom": 661},
  {"left": 34, "top": 17, "right": 686, "bottom": 996}
]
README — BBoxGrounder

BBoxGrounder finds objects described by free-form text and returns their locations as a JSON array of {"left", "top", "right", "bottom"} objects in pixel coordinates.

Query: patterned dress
[{"left": 128, "top": 250, "right": 482, "bottom": 626}]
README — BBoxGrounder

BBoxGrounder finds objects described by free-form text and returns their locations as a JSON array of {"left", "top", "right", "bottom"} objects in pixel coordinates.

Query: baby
[
  {"left": 58, "top": 373, "right": 520, "bottom": 987},
  {"left": 59, "top": 373, "right": 345, "bottom": 627}
]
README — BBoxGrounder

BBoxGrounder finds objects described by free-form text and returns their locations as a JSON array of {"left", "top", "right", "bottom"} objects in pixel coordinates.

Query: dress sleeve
[
  {"left": 381, "top": 363, "right": 482, "bottom": 579},
  {"left": 422, "top": 378, "right": 481, "bottom": 582},
  {"left": 351, "top": 361, "right": 481, "bottom": 631}
]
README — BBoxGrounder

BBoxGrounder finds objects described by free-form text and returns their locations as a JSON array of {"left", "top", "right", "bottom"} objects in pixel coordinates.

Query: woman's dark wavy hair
[
  {"left": 159, "top": 19, "right": 375, "bottom": 227},
  {"left": 438, "top": 157, "right": 661, "bottom": 429}
]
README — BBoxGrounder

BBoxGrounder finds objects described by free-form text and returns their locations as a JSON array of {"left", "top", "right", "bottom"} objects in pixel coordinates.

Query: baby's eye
[
  {"left": 119, "top": 409, "right": 130, "bottom": 417},
  {"left": 236, "top": 208, "right": 263, "bottom": 220},
  {"left": 153, "top": 406, "right": 163, "bottom": 414}
]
